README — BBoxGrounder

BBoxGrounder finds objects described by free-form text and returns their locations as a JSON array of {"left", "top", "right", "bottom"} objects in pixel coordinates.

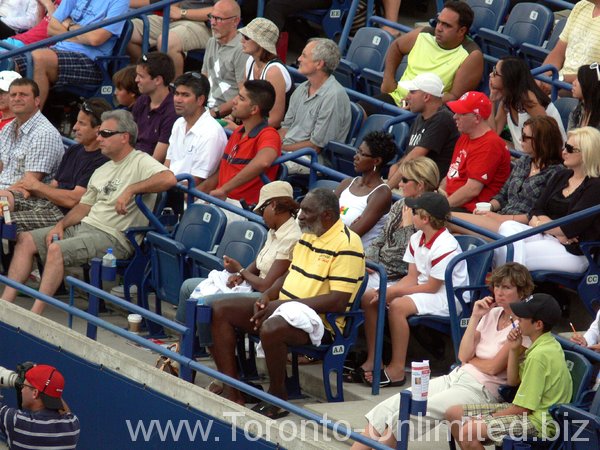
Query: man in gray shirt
[
  {"left": 202, "top": 0, "right": 248, "bottom": 120},
  {"left": 279, "top": 38, "right": 350, "bottom": 172}
]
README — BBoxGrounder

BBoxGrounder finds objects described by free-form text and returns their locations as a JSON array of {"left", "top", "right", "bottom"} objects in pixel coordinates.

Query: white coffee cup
[
  {"left": 128, "top": 314, "right": 142, "bottom": 333},
  {"left": 475, "top": 202, "right": 492, "bottom": 212}
]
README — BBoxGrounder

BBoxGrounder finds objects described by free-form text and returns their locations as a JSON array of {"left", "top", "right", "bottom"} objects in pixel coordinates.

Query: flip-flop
[
  {"left": 251, "top": 401, "right": 289, "bottom": 419},
  {"left": 365, "top": 368, "right": 406, "bottom": 388}
]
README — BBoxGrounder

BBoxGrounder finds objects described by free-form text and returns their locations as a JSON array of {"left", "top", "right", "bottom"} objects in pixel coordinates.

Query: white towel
[
  {"left": 190, "top": 269, "right": 253, "bottom": 298},
  {"left": 255, "top": 301, "right": 325, "bottom": 358}
]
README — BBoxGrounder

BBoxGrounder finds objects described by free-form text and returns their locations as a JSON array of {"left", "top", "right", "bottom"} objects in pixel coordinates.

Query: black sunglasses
[
  {"left": 564, "top": 143, "right": 581, "bottom": 154},
  {"left": 97, "top": 129, "right": 125, "bottom": 138},
  {"left": 256, "top": 200, "right": 272, "bottom": 215},
  {"left": 400, "top": 177, "right": 416, "bottom": 184}
]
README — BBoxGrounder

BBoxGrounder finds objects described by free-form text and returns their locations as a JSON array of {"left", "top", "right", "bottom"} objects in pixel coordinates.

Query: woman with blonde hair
[
  {"left": 344, "top": 156, "right": 440, "bottom": 383},
  {"left": 496, "top": 126, "right": 600, "bottom": 273}
]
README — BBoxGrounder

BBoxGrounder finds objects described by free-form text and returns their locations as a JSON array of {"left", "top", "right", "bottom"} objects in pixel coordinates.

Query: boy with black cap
[
  {"left": 0, "top": 364, "right": 80, "bottom": 447},
  {"left": 448, "top": 293, "right": 572, "bottom": 449},
  {"left": 363, "top": 192, "right": 468, "bottom": 387}
]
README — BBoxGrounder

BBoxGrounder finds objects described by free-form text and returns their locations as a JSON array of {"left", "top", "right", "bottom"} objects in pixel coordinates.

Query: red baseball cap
[
  {"left": 447, "top": 91, "right": 492, "bottom": 119},
  {"left": 25, "top": 364, "right": 65, "bottom": 410}
]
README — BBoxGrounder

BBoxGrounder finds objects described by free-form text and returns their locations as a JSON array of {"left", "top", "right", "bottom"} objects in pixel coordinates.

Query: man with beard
[
  {"left": 165, "top": 71, "right": 227, "bottom": 187},
  {"left": 210, "top": 188, "right": 365, "bottom": 417},
  {"left": 205, "top": 79, "right": 281, "bottom": 207}
]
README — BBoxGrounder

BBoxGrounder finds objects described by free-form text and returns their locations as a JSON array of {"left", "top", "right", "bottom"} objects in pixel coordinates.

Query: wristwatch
[{"left": 180, "top": 8, "right": 188, "bottom": 18}]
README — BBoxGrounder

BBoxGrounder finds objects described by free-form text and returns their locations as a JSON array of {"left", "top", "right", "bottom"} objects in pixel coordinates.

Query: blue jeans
[{"left": 176, "top": 277, "right": 261, "bottom": 346}]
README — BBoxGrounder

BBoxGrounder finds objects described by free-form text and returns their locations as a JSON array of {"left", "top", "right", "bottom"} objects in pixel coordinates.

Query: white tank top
[{"left": 339, "top": 177, "right": 390, "bottom": 248}]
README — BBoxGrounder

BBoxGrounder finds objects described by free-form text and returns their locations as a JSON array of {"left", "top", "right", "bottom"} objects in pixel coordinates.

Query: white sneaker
[{"left": 110, "top": 284, "right": 138, "bottom": 298}]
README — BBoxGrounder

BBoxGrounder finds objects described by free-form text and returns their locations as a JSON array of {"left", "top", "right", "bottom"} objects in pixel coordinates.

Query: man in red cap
[
  {"left": 440, "top": 91, "right": 510, "bottom": 212},
  {"left": 0, "top": 364, "right": 80, "bottom": 448}
]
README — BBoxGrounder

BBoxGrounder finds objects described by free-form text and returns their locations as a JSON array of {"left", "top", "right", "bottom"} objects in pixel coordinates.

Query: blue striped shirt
[{"left": 0, "top": 405, "right": 80, "bottom": 449}]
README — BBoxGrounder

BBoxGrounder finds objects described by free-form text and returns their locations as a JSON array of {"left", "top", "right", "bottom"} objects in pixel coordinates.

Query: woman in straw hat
[{"left": 238, "top": 17, "right": 291, "bottom": 128}]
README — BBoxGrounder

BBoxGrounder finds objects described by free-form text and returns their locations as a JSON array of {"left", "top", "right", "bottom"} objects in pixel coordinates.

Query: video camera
[{"left": 0, "top": 362, "right": 35, "bottom": 408}]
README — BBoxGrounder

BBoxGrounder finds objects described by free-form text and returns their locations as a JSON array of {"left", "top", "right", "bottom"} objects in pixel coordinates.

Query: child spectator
[
  {"left": 112, "top": 65, "right": 139, "bottom": 110},
  {"left": 447, "top": 293, "right": 572, "bottom": 448},
  {"left": 362, "top": 192, "right": 468, "bottom": 387},
  {"left": 570, "top": 309, "right": 600, "bottom": 352}
]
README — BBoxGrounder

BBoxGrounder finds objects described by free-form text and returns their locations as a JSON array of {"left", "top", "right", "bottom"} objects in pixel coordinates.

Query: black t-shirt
[{"left": 405, "top": 105, "right": 459, "bottom": 178}]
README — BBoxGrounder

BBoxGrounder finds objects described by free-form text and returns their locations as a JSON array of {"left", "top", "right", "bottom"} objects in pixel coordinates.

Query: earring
[{"left": 373, "top": 165, "right": 377, "bottom": 172}]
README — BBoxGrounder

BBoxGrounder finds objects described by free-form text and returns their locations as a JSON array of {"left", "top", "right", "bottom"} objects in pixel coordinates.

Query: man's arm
[
  {"left": 15, "top": 175, "right": 86, "bottom": 209},
  {"left": 152, "top": 142, "right": 168, "bottom": 163},
  {"left": 55, "top": 202, "right": 93, "bottom": 231},
  {"left": 541, "top": 39, "right": 567, "bottom": 76},
  {"left": 48, "top": 17, "right": 114, "bottom": 46},
  {"left": 444, "top": 50, "right": 484, "bottom": 103},
  {"left": 281, "top": 139, "right": 320, "bottom": 153},
  {"left": 446, "top": 178, "right": 484, "bottom": 208},
  {"left": 7, "top": 171, "right": 45, "bottom": 194},
  {"left": 381, "top": 28, "right": 421, "bottom": 93},
  {"left": 169, "top": 5, "right": 213, "bottom": 22},
  {"left": 115, "top": 169, "right": 177, "bottom": 215},
  {"left": 210, "top": 147, "right": 278, "bottom": 200}
]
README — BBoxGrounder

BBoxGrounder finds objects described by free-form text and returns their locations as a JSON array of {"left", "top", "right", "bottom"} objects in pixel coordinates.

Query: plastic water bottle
[{"left": 102, "top": 248, "right": 117, "bottom": 281}]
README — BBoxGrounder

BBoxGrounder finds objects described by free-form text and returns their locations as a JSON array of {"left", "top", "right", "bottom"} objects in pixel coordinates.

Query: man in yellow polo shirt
[{"left": 210, "top": 188, "right": 365, "bottom": 416}]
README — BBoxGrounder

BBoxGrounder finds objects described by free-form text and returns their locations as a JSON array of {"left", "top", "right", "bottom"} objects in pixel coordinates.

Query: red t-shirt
[
  {"left": 13, "top": 0, "right": 61, "bottom": 45},
  {"left": 0, "top": 115, "right": 14, "bottom": 130},
  {"left": 217, "top": 122, "right": 282, "bottom": 204},
  {"left": 445, "top": 130, "right": 510, "bottom": 212}
]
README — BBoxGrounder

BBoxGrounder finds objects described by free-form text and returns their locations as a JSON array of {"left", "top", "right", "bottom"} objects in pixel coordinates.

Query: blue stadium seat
[
  {"left": 477, "top": 3, "right": 553, "bottom": 61},
  {"left": 347, "top": 101, "right": 365, "bottom": 144},
  {"left": 552, "top": 385, "right": 600, "bottom": 450},
  {"left": 139, "top": 204, "right": 228, "bottom": 333},
  {"left": 361, "top": 55, "right": 407, "bottom": 98},
  {"left": 295, "top": 0, "right": 354, "bottom": 41},
  {"left": 187, "top": 221, "right": 267, "bottom": 279},
  {"left": 466, "top": 0, "right": 510, "bottom": 38},
  {"left": 334, "top": 26, "right": 393, "bottom": 90},
  {"left": 521, "top": 17, "right": 567, "bottom": 69},
  {"left": 553, "top": 96, "right": 579, "bottom": 131}
]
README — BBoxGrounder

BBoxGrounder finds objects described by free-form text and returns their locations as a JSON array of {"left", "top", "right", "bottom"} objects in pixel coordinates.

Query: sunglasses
[
  {"left": 97, "top": 129, "right": 125, "bottom": 138},
  {"left": 521, "top": 133, "right": 534, "bottom": 142},
  {"left": 185, "top": 71, "right": 203, "bottom": 80},
  {"left": 208, "top": 13, "right": 237, "bottom": 23},
  {"left": 400, "top": 177, "right": 416, "bottom": 184},
  {"left": 591, "top": 62, "right": 600, "bottom": 82},
  {"left": 256, "top": 200, "right": 272, "bottom": 215},
  {"left": 563, "top": 143, "right": 581, "bottom": 154}
]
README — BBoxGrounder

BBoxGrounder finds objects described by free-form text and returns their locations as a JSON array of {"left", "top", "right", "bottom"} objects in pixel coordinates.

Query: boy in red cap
[
  {"left": 440, "top": 91, "right": 511, "bottom": 213},
  {"left": 0, "top": 364, "right": 80, "bottom": 448}
]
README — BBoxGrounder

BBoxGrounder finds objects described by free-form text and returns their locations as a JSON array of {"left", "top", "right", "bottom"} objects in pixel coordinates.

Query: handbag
[{"left": 155, "top": 343, "right": 180, "bottom": 377}]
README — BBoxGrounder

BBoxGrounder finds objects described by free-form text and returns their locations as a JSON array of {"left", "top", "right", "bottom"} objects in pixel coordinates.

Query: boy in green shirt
[{"left": 446, "top": 293, "right": 572, "bottom": 448}]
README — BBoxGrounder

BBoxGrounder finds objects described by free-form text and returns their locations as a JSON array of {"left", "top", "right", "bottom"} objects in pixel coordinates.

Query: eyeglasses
[
  {"left": 21, "top": 383, "right": 36, "bottom": 391},
  {"left": 521, "top": 133, "right": 534, "bottom": 142},
  {"left": 256, "top": 200, "right": 272, "bottom": 215},
  {"left": 208, "top": 13, "right": 237, "bottom": 23},
  {"left": 97, "top": 129, "right": 125, "bottom": 138},
  {"left": 492, "top": 66, "right": 502, "bottom": 78},
  {"left": 563, "top": 143, "right": 581, "bottom": 154},
  {"left": 355, "top": 149, "right": 374, "bottom": 158},
  {"left": 400, "top": 177, "right": 416, "bottom": 184},
  {"left": 591, "top": 62, "right": 600, "bottom": 82}
]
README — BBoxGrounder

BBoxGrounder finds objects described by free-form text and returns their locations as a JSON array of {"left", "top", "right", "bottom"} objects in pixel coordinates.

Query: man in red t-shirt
[
  {"left": 440, "top": 91, "right": 510, "bottom": 212},
  {"left": 207, "top": 79, "right": 281, "bottom": 206}
]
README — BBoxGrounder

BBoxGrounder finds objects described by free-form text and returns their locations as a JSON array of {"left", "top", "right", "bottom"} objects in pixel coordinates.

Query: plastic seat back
[
  {"left": 172, "top": 203, "right": 227, "bottom": 252},
  {"left": 214, "top": 221, "right": 268, "bottom": 269},
  {"left": 466, "top": 0, "right": 510, "bottom": 35},
  {"left": 564, "top": 350, "right": 594, "bottom": 404},
  {"left": 553, "top": 97, "right": 579, "bottom": 131}
]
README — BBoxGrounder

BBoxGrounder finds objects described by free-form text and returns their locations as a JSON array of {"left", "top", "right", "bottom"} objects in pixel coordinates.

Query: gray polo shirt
[
  {"left": 202, "top": 33, "right": 249, "bottom": 107},
  {"left": 281, "top": 75, "right": 351, "bottom": 149}
]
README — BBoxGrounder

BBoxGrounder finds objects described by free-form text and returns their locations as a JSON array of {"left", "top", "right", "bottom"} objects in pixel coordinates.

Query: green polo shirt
[{"left": 513, "top": 332, "right": 572, "bottom": 437}]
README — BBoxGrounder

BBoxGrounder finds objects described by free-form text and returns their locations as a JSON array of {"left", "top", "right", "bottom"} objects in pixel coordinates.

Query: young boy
[
  {"left": 112, "top": 65, "right": 140, "bottom": 110},
  {"left": 363, "top": 192, "right": 469, "bottom": 386},
  {"left": 447, "top": 293, "right": 572, "bottom": 449}
]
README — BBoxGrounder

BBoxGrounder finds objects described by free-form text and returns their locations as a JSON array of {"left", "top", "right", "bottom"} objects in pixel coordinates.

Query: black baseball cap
[
  {"left": 404, "top": 192, "right": 450, "bottom": 220},
  {"left": 509, "top": 293, "right": 562, "bottom": 326}
]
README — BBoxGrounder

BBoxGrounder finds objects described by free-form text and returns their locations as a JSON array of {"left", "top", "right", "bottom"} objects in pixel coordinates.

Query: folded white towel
[
  {"left": 190, "top": 269, "right": 253, "bottom": 298},
  {"left": 256, "top": 301, "right": 324, "bottom": 357}
]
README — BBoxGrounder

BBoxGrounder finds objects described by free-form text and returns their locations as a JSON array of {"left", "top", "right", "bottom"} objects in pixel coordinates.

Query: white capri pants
[
  {"left": 365, "top": 368, "right": 495, "bottom": 439},
  {"left": 494, "top": 221, "right": 588, "bottom": 273}
]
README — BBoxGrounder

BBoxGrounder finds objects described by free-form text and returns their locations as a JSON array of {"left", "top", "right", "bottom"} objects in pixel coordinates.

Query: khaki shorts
[
  {"left": 30, "top": 223, "right": 131, "bottom": 266},
  {"left": 132, "top": 15, "right": 211, "bottom": 51}
]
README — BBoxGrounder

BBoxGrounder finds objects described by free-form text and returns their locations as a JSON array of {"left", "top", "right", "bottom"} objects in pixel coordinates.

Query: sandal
[
  {"left": 343, "top": 366, "right": 367, "bottom": 383},
  {"left": 206, "top": 380, "right": 223, "bottom": 395},
  {"left": 365, "top": 368, "right": 406, "bottom": 388},
  {"left": 251, "top": 401, "right": 289, "bottom": 419}
]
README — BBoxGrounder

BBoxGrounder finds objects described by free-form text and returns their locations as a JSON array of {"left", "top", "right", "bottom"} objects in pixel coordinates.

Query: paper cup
[
  {"left": 128, "top": 314, "right": 142, "bottom": 333},
  {"left": 475, "top": 202, "right": 492, "bottom": 212}
]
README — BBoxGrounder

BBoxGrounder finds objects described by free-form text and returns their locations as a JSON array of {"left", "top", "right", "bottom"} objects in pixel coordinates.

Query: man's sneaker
[{"left": 110, "top": 284, "right": 137, "bottom": 298}]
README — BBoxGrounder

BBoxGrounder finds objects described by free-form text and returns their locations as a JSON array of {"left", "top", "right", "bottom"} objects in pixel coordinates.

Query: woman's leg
[
  {"left": 360, "top": 288, "right": 380, "bottom": 373},
  {"left": 384, "top": 295, "right": 419, "bottom": 382}
]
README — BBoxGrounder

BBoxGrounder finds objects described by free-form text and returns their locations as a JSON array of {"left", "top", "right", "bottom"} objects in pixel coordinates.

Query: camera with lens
[{"left": 0, "top": 362, "right": 35, "bottom": 407}]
